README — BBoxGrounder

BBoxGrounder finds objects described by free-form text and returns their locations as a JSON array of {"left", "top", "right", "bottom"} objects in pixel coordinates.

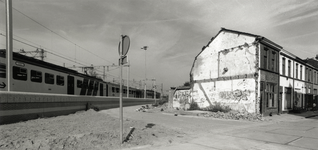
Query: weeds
[
  {"left": 188, "top": 101, "right": 200, "bottom": 110},
  {"left": 202, "top": 102, "right": 231, "bottom": 113}
]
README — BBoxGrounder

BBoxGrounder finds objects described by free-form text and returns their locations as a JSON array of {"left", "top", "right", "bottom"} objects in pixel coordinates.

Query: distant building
[{"left": 184, "top": 28, "right": 318, "bottom": 116}]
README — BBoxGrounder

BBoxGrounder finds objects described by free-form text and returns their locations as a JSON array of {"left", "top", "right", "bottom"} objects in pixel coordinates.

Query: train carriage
[{"left": 0, "top": 49, "right": 159, "bottom": 99}]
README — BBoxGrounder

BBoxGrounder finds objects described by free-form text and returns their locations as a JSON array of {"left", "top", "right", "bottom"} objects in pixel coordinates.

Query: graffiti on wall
[
  {"left": 173, "top": 90, "right": 191, "bottom": 108},
  {"left": 191, "top": 78, "right": 257, "bottom": 113},
  {"left": 217, "top": 79, "right": 253, "bottom": 102},
  {"left": 219, "top": 89, "right": 252, "bottom": 102}
]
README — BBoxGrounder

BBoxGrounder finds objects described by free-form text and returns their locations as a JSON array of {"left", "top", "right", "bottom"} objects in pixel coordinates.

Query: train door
[
  {"left": 67, "top": 75, "right": 75, "bottom": 95},
  {"left": 105, "top": 84, "right": 108, "bottom": 96},
  {"left": 80, "top": 79, "right": 88, "bottom": 95},
  {"left": 100, "top": 83, "right": 104, "bottom": 96}
]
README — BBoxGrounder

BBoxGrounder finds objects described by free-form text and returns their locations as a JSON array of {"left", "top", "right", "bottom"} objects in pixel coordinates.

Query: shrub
[
  {"left": 203, "top": 102, "right": 231, "bottom": 113},
  {"left": 188, "top": 101, "right": 200, "bottom": 110}
]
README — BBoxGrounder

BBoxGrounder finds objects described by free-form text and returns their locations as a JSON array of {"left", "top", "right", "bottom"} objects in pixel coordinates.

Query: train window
[
  {"left": 0, "top": 50, "right": 5, "bottom": 58},
  {"left": 77, "top": 80, "right": 83, "bottom": 88},
  {"left": 45, "top": 73, "right": 54, "bottom": 84},
  {"left": 56, "top": 75, "right": 64, "bottom": 86},
  {"left": 112, "top": 87, "right": 115, "bottom": 92},
  {"left": 31, "top": 70, "right": 42, "bottom": 83},
  {"left": 0, "top": 63, "right": 6, "bottom": 78},
  {"left": 13, "top": 66, "right": 27, "bottom": 81},
  {"left": 116, "top": 88, "right": 119, "bottom": 93}
]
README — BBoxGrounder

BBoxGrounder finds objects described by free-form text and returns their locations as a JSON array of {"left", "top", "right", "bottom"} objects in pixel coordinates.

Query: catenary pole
[{"left": 5, "top": 0, "right": 12, "bottom": 92}]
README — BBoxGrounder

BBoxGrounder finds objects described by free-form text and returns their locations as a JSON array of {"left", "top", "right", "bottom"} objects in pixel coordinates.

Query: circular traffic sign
[{"left": 122, "top": 35, "right": 130, "bottom": 56}]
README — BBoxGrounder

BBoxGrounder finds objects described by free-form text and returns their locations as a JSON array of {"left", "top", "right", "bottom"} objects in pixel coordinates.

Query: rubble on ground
[{"left": 199, "top": 111, "right": 264, "bottom": 121}]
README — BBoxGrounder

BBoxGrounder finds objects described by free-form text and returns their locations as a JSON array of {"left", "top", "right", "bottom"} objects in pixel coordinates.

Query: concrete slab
[
  {"left": 288, "top": 137, "right": 318, "bottom": 150},
  {"left": 268, "top": 128, "right": 318, "bottom": 139},
  {"left": 191, "top": 134, "right": 267, "bottom": 150},
  {"left": 231, "top": 131, "right": 300, "bottom": 144},
  {"left": 250, "top": 142, "right": 310, "bottom": 150},
  {"left": 147, "top": 143, "right": 218, "bottom": 150}
]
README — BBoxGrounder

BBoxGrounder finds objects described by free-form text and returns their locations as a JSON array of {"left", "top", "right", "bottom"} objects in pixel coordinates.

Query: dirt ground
[
  {"left": 0, "top": 109, "right": 187, "bottom": 150},
  {"left": 0, "top": 102, "right": 277, "bottom": 150}
]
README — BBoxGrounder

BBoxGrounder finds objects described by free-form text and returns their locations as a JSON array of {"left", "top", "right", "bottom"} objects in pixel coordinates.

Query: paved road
[{"left": 101, "top": 106, "right": 318, "bottom": 150}]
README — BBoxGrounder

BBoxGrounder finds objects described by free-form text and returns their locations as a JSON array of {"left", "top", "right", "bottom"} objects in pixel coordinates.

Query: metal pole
[
  {"left": 154, "top": 79, "right": 156, "bottom": 100},
  {"left": 5, "top": 0, "right": 12, "bottom": 92},
  {"left": 144, "top": 49, "right": 147, "bottom": 99},
  {"left": 119, "top": 57, "right": 123, "bottom": 143},
  {"left": 141, "top": 46, "right": 147, "bottom": 99},
  {"left": 119, "top": 40, "right": 123, "bottom": 144},
  {"left": 127, "top": 62, "right": 129, "bottom": 98}
]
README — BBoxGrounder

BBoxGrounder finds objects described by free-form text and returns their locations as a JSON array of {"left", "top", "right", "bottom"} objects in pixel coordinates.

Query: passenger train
[{"left": 0, "top": 49, "right": 160, "bottom": 99}]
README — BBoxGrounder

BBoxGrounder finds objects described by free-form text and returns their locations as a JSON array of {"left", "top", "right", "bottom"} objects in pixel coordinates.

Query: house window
[
  {"left": 316, "top": 72, "right": 318, "bottom": 84},
  {"left": 13, "top": 66, "right": 27, "bottom": 81},
  {"left": 31, "top": 70, "right": 42, "bottom": 83},
  {"left": 314, "top": 71, "right": 316, "bottom": 84},
  {"left": 305, "top": 68, "right": 308, "bottom": 81},
  {"left": 263, "top": 48, "right": 268, "bottom": 69},
  {"left": 56, "top": 75, "right": 64, "bottom": 86},
  {"left": 45, "top": 73, "right": 54, "bottom": 84},
  {"left": 271, "top": 51, "right": 276, "bottom": 72},
  {"left": 300, "top": 65, "right": 303, "bottom": 80},
  {"left": 309, "top": 69, "right": 311, "bottom": 82},
  {"left": 288, "top": 60, "right": 291, "bottom": 77},
  {"left": 0, "top": 63, "right": 6, "bottom": 78},
  {"left": 282, "top": 57, "right": 286, "bottom": 76},
  {"left": 295, "top": 63, "right": 298, "bottom": 79}
]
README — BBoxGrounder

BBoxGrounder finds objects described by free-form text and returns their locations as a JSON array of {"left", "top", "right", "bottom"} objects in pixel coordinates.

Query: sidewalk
[
  {"left": 115, "top": 106, "right": 318, "bottom": 150},
  {"left": 264, "top": 110, "right": 318, "bottom": 122}
]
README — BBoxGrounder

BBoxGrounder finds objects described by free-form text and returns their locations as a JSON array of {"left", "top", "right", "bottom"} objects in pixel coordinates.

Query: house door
[{"left": 284, "top": 87, "right": 292, "bottom": 109}]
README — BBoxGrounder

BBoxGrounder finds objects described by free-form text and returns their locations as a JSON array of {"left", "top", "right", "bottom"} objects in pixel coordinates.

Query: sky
[{"left": 0, "top": 0, "right": 318, "bottom": 93}]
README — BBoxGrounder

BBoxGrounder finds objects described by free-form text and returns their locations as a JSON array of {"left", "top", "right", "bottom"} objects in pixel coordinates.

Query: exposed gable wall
[
  {"left": 189, "top": 30, "right": 260, "bottom": 113},
  {"left": 191, "top": 31, "right": 256, "bottom": 81}
]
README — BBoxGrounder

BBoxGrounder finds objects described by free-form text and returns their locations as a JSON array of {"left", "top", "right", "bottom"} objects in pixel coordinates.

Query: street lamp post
[
  {"left": 141, "top": 46, "right": 148, "bottom": 99},
  {"left": 151, "top": 78, "right": 156, "bottom": 99}
]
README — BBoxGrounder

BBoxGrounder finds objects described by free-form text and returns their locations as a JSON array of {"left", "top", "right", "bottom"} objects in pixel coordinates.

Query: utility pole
[
  {"left": 151, "top": 78, "right": 156, "bottom": 100},
  {"left": 161, "top": 83, "right": 164, "bottom": 99},
  {"left": 141, "top": 46, "right": 148, "bottom": 99},
  {"left": 5, "top": 0, "right": 12, "bottom": 92}
]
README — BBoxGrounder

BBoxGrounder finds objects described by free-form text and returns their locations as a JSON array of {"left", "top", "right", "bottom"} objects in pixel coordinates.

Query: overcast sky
[{"left": 0, "top": 0, "right": 317, "bottom": 93}]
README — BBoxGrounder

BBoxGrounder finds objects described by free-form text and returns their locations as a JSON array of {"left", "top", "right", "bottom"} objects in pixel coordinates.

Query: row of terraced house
[{"left": 172, "top": 28, "right": 318, "bottom": 116}]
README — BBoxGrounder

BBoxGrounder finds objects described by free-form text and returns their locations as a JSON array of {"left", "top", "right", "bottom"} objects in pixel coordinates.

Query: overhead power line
[{"left": 0, "top": 0, "right": 115, "bottom": 65}]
